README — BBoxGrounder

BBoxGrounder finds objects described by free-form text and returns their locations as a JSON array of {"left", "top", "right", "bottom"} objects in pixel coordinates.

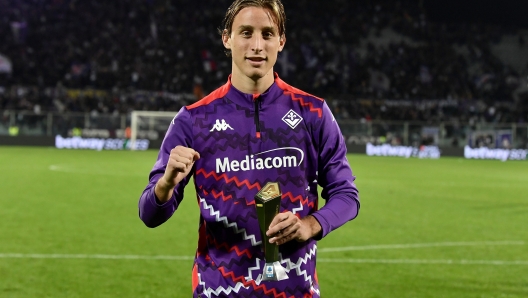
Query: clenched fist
[{"left": 155, "top": 146, "right": 200, "bottom": 203}]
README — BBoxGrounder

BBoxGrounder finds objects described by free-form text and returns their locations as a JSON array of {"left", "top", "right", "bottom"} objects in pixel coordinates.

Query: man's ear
[
  {"left": 278, "top": 35, "right": 286, "bottom": 52},
  {"left": 222, "top": 29, "right": 231, "bottom": 50}
]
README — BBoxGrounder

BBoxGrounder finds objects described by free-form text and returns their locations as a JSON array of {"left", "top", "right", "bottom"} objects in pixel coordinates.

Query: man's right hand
[{"left": 155, "top": 146, "right": 200, "bottom": 203}]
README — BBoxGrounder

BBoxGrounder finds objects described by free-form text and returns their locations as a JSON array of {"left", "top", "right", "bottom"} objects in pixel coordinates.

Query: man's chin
[
  {"left": 245, "top": 69, "right": 271, "bottom": 81},
  {"left": 248, "top": 73, "right": 264, "bottom": 81}
]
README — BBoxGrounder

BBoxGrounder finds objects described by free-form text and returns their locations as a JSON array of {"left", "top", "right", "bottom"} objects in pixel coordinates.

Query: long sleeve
[
  {"left": 311, "top": 101, "right": 360, "bottom": 239},
  {"left": 138, "top": 107, "right": 194, "bottom": 228}
]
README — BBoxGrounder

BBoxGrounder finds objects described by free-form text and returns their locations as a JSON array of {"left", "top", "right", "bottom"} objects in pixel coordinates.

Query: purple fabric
[{"left": 138, "top": 74, "right": 359, "bottom": 297}]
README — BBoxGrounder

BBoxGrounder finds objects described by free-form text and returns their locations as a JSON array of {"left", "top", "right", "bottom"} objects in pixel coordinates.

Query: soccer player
[{"left": 138, "top": 0, "right": 360, "bottom": 296}]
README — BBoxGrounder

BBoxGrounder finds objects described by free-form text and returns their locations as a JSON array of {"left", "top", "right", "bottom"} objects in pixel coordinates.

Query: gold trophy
[{"left": 255, "top": 182, "right": 289, "bottom": 281}]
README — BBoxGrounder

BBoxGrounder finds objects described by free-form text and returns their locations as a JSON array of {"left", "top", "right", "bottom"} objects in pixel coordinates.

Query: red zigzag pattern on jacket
[
  {"left": 211, "top": 189, "right": 233, "bottom": 201},
  {"left": 200, "top": 188, "right": 233, "bottom": 202},
  {"left": 199, "top": 185, "right": 257, "bottom": 206},
  {"left": 218, "top": 267, "right": 291, "bottom": 298},
  {"left": 196, "top": 169, "right": 262, "bottom": 190},
  {"left": 282, "top": 192, "right": 315, "bottom": 208},
  {"left": 284, "top": 91, "right": 323, "bottom": 118},
  {"left": 207, "top": 238, "right": 252, "bottom": 258}
]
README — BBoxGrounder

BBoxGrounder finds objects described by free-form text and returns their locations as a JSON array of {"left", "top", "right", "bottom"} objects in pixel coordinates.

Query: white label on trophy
[{"left": 266, "top": 265, "right": 274, "bottom": 278}]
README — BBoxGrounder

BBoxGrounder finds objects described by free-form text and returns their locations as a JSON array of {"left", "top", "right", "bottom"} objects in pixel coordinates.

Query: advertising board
[{"left": 366, "top": 143, "right": 441, "bottom": 159}]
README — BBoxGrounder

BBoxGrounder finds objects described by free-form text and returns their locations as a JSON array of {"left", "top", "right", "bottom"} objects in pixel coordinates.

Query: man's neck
[{"left": 230, "top": 70, "right": 275, "bottom": 94}]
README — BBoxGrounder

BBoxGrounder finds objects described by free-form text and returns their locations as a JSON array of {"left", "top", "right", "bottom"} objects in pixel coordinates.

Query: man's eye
[{"left": 241, "top": 31, "right": 251, "bottom": 37}]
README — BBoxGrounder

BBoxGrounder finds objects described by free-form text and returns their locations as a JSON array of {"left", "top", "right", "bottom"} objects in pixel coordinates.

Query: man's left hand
[{"left": 266, "top": 212, "right": 322, "bottom": 245}]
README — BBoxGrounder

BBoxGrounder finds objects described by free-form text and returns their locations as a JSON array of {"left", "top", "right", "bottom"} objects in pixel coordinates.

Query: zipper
[{"left": 253, "top": 94, "right": 261, "bottom": 139}]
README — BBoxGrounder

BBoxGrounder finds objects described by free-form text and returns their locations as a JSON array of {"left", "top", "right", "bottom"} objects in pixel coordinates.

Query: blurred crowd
[{"left": 0, "top": 0, "right": 527, "bottom": 123}]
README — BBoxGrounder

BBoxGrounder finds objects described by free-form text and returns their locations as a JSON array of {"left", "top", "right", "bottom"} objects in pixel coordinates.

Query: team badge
[{"left": 282, "top": 109, "right": 303, "bottom": 129}]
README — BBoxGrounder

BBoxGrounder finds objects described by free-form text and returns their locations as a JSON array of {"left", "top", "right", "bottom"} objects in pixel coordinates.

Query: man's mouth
[{"left": 246, "top": 57, "right": 267, "bottom": 62}]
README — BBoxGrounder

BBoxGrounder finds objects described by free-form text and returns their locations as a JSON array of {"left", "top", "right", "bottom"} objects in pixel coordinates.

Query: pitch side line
[
  {"left": 317, "top": 259, "right": 528, "bottom": 265},
  {"left": 49, "top": 165, "right": 144, "bottom": 176},
  {"left": 0, "top": 253, "right": 194, "bottom": 261},
  {"left": 2, "top": 241, "right": 523, "bottom": 260},
  {"left": 0, "top": 254, "right": 526, "bottom": 265},
  {"left": 318, "top": 241, "right": 525, "bottom": 253}
]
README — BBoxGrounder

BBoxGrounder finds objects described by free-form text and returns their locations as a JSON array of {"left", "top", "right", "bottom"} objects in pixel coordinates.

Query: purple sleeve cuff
[
  {"left": 311, "top": 196, "right": 359, "bottom": 240},
  {"left": 138, "top": 174, "right": 180, "bottom": 228}
]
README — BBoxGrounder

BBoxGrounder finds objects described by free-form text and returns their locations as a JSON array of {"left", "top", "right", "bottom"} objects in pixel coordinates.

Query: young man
[{"left": 138, "top": 0, "right": 360, "bottom": 296}]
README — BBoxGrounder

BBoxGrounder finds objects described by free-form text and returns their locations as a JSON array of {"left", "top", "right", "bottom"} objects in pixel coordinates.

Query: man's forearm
[
  {"left": 154, "top": 178, "right": 175, "bottom": 204},
  {"left": 302, "top": 215, "right": 322, "bottom": 239}
]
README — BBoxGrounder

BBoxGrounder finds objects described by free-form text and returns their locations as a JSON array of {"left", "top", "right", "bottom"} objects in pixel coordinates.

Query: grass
[{"left": 0, "top": 147, "right": 527, "bottom": 297}]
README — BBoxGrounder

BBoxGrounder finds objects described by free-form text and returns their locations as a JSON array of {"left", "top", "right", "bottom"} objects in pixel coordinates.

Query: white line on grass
[
  {"left": 49, "top": 165, "right": 143, "bottom": 176},
  {"left": 318, "top": 241, "right": 525, "bottom": 253},
  {"left": 0, "top": 254, "right": 526, "bottom": 266},
  {"left": 0, "top": 253, "right": 194, "bottom": 261},
  {"left": 317, "top": 259, "right": 528, "bottom": 265},
  {"left": 1, "top": 241, "right": 524, "bottom": 264}
]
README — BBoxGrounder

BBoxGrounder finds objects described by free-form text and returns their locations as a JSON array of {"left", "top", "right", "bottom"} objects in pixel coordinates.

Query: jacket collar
[{"left": 224, "top": 73, "right": 284, "bottom": 108}]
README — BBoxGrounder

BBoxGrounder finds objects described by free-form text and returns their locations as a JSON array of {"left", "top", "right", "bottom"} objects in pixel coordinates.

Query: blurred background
[{"left": 0, "top": 0, "right": 527, "bottom": 153}]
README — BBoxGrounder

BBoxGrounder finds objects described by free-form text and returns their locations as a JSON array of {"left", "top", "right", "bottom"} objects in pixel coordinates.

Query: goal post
[{"left": 130, "top": 110, "right": 177, "bottom": 150}]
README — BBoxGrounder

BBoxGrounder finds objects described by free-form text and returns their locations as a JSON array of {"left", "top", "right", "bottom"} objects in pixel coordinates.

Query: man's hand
[
  {"left": 155, "top": 146, "right": 200, "bottom": 203},
  {"left": 266, "top": 212, "right": 322, "bottom": 245}
]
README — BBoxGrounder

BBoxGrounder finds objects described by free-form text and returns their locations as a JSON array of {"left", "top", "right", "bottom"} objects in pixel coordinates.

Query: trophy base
[{"left": 262, "top": 261, "right": 289, "bottom": 281}]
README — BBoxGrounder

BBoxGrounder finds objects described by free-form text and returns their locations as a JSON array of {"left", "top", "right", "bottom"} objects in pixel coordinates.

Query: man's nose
[{"left": 252, "top": 35, "right": 263, "bottom": 52}]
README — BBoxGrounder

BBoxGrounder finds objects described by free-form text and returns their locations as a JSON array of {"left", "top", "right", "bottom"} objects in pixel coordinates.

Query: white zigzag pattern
[
  {"left": 246, "top": 257, "right": 261, "bottom": 282},
  {"left": 197, "top": 273, "right": 211, "bottom": 298},
  {"left": 292, "top": 201, "right": 303, "bottom": 215},
  {"left": 280, "top": 244, "right": 321, "bottom": 295},
  {"left": 199, "top": 196, "right": 261, "bottom": 246},
  {"left": 198, "top": 273, "right": 247, "bottom": 297}
]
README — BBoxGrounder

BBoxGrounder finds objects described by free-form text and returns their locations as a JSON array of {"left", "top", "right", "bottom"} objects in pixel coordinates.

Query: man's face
[{"left": 223, "top": 6, "right": 285, "bottom": 82}]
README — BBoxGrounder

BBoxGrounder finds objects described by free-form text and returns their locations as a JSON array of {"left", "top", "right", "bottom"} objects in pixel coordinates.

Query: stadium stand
[{"left": 0, "top": 0, "right": 527, "bottom": 124}]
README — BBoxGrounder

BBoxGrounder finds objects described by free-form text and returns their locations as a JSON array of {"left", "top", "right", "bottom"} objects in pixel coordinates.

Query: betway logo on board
[
  {"left": 464, "top": 146, "right": 527, "bottom": 161},
  {"left": 55, "top": 135, "right": 149, "bottom": 151},
  {"left": 366, "top": 143, "right": 440, "bottom": 159},
  {"left": 216, "top": 147, "right": 304, "bottom": 173}
]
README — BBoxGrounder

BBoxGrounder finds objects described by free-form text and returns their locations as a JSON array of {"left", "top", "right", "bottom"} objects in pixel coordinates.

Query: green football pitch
[{"left": 0, "top": 147, "right": 527, "bottom": 298}]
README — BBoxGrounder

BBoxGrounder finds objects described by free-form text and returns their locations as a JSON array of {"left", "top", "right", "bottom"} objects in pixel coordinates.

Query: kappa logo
[
  {"left": 210, "top": 119, "right": 234, "bottom": 132},
  {"left": 282, "top": 109, "right": 303, "bottom": 129}
]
